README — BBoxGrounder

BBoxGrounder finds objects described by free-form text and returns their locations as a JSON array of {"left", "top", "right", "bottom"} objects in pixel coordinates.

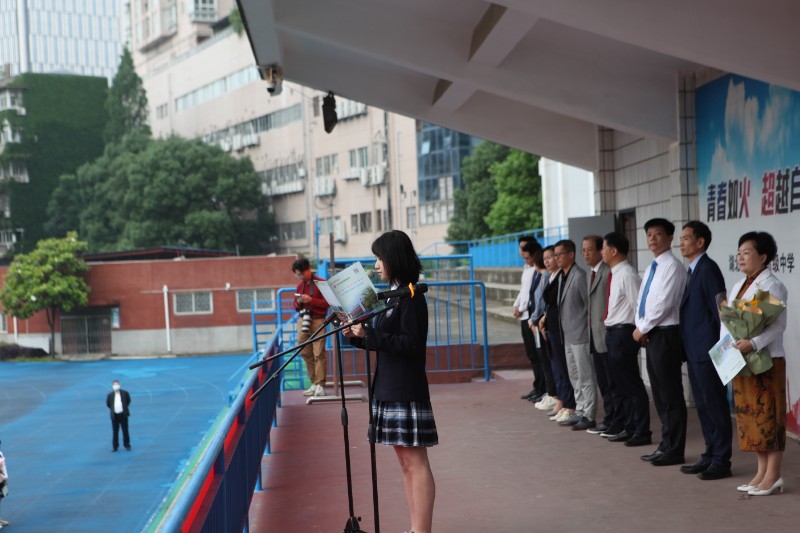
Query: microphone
[{"left": 377, "top": 282, "right": 428, "bottom": 300}]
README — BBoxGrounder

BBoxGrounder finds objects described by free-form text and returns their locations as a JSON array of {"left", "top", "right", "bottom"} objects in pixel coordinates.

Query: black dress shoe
[
  {"left": 528, "top": 392, "right": 546, "bottom": 403},
  {"left": 624, "top": 434, "right": 652, "bottom": 447},
  {"left": 680, "top": 461, "right": 710, "bottom": 474},
  {"left": 521, "top": 390, "right": 535, "bottom": 400},
  {"left": 697, "top": 464, "right": 732, "bottom": 480},
  {"left": 640, "top": 450, "right": 664, "bottom": 462},
  {"left": 650, "top": 454, "right": 685, "bottom": 466},
  {"left": 599, "top": 426, "right": 624, "bottom": 438},
  {"left": 607, "top": 430, "right": 632, "bottom": 442}
]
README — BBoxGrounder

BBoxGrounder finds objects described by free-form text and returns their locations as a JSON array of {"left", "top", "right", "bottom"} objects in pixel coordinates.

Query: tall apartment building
[
  {"left": 0, "top": 0, "right": 123, "bottom": 79},
  {"left": 0, "top": 73, "right": 107, "bottom": 254},
  {"left": 128, "top": 1, "right": 472, "bottom": 260}
]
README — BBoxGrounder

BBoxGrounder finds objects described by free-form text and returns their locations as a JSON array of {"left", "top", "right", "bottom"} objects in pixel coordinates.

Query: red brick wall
[{"left": 0, "top": 255, "right": 298, "bottom": 334}]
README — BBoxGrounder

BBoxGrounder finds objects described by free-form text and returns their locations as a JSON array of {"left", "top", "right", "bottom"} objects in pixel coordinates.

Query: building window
[
  {"left": 319, "top": 216, "right": 341, "bottom": 235},
  {"left": 0, "top": 313, "right": 7, "bottom": 333},
  {"left": 155, "top": 103, "right": 169, "bottom": 119},
  {"left": 359, "top": 212, "right": 372, "bottom": 233},
  {"left": 407, "top": 206, "right": 417, "bottom": 229},
  {"left": 174, "top": 292, "right": 213, "bottom": 315},
  {"left": 237, "top": 289, "right": 276, "bottom": 312},
  {"left": 351, "top": 214, "right": 359, "bottom": 235},
  {"left": 315, "top": 153, "right": 339, "bottom": 177},
  {"left": 349, "top": 146, "right": 369, "bottom": 168},
  {"left": 277, "top": 221, "right": 307, "bottom": 242}
]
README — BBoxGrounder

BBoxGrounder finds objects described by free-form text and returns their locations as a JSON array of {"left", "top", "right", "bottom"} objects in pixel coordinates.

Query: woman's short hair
[
  {"left": 738, "top": 231, "right": 778, "bottom": 264},
  {"left": 371, "top": 230, "right": 422, "bottom": 285}
]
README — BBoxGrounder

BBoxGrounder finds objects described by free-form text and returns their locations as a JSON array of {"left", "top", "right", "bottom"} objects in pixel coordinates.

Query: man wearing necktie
[
  {"left": 582, "top": 235, "right": 622, "bottom": 435},
  {"left": 633, "top": 218, "right": 688, "bottom": 466},
  {"left": 678, "top": 221, "right": 731, "bottom": 480}
]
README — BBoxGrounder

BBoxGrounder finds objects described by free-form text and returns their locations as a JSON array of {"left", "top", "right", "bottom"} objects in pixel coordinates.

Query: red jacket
[{"left": 295, "top": 275, "right": 329, "bottom": 318}]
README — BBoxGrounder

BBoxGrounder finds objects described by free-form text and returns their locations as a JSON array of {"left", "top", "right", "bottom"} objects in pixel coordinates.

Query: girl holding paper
[{"left": 344, "top": 230, "right": 437, "bottom": 533}]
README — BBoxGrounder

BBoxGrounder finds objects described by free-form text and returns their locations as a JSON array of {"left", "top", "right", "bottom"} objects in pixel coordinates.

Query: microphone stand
[{"left": 250, "top": 301, "right": 400, "bottom": 533}]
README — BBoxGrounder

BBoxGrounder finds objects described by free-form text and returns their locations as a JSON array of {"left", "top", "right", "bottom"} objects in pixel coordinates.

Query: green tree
[
  {"left": 46, "top": 130, "right": 151, "bottom": 240},
  {"left": 484, "top": 149, "right": 543, "bottom": 235},
  {"left": 90, "top": 136, "right": 274, "bottom": 253},
  {"left": 446, "top": 141, "right": 509, "bottom": 242},
  {"left": 104, "top": 46, "right": 150, "bottom": 144},
  {"left": 0, "top": 232, "right": 90, "bottom": 354},
  {"left": 229, "top": 5, "right": 245, "bottom": 35}
]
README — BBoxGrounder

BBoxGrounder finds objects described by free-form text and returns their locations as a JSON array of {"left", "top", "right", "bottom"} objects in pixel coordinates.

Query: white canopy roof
[{"left": 236, "top": 0, "right": 800, "bottom": 170}]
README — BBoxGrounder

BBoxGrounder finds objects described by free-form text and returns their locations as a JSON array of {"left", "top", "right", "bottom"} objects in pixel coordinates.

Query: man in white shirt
[
  {"left": 106, "top": 380, "right": 132, "bottom": 452},
  {"left": 601, "top": 232, "right": 652, "bottom": 447},
  {"left": 633, "top": 218, "right": 688, "bottom": 466},
  {"left": 515, "top": 239, "right": 545, "bottom": 402}
]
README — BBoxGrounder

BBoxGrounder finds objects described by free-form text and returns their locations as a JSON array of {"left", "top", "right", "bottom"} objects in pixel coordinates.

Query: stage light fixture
[{"left": 322, "top": 91, "right": 338, "bottom": 134}]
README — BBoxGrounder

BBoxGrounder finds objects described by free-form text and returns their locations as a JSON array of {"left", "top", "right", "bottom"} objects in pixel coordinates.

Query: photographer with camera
[{"left": 293, "top": 258, "right": 330, "bottom": 397}]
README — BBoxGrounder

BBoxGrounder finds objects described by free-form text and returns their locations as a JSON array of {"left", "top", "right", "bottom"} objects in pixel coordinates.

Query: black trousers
[
  {"left": 521, "top": 320, "right": 546, "bottom": 395},
  {"left": 546, "top": 326, "right": 575, "bottom": 409},
  {"left": 645, "top": 327, "right": 687, "bottom": 457},
  {"left": 687, "top": 359, "right": 732, "bottom": 466},
  {"left": 591, "top": 333, "right": 624, "bottom": 428},
  {"left": 111, "top": 413, "right": 131, "bottom": 450},
  {"left": 605, "top": 326, "right": 651, "bottom": 436}
]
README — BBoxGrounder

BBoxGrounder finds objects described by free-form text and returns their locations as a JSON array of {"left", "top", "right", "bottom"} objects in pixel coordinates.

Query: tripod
[{"left": 250, "top": 302, "right": 398, "bottom": 533}]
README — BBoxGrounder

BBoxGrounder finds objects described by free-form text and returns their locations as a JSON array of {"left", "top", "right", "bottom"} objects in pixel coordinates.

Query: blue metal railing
[
  {"left": 422, "top": 226, "right": 569, "bottom": 267},
  {"left": 153, "top": 335, "right": 283, "bottom": 533}
]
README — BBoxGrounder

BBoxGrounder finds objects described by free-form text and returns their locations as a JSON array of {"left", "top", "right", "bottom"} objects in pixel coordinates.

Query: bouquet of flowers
[{"left": 718, "top": 289, "right": 786, "bottom": 376}]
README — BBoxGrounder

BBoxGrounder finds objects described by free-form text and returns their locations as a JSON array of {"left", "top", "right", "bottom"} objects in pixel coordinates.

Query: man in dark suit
[
  {"left": 678, "top": 221, "right": 732, "bottom": 480},
  {"left": 106, "top": 380, "right": 132, "bottom": 452}
]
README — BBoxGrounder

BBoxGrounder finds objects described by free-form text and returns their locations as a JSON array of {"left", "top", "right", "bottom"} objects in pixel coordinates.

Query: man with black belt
[
  {"left": 582, "top": 235, "right": 622, "bottom": 436},
  {"left": 601, "top": 232, "right": 651, "bottom": 446},
  {"left": 633, "top": 218, "right": 688, "bottom": 466},
  {"left": 678, "top": 221, "right": 732, "bottom": 480}
]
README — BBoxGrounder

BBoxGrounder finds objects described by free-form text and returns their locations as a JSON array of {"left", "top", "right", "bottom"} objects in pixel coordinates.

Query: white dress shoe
[{"left": 748, "top": 477, "right": 784, "bottom": 496}]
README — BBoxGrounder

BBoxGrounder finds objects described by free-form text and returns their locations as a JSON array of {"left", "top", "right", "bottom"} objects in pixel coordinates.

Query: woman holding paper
[
  {"left": 343, "top": 230, "right": 437, "bottom": 533},
  {"left": 724, "top": 231, "right": 788, "bottom": 496}
]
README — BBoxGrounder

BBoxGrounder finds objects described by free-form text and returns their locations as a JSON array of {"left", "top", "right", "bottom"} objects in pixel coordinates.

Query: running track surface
[{"left": 0, "top": 355, "right": 251, "bottom": 532}]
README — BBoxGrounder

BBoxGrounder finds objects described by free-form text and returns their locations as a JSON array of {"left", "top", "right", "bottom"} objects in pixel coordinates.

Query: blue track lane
[{"left": 0, "top": 355, "right": 252, "bottom": 532}]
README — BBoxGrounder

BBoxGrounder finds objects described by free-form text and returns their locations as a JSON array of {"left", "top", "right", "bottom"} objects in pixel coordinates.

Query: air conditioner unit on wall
[
  {"left": 359, "top": 169, "right": 371, "bottom": 187},
  {"left": 333, "top": 218, "right": 347, "bottom": 243},
  {"left": 369, "top": 165, "right": 386, "bottom": 185}
]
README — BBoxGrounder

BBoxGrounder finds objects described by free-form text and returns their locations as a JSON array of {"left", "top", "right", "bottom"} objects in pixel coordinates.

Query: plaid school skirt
[{"left": 371, "top": 400, "right": 439, "bottom": 447}]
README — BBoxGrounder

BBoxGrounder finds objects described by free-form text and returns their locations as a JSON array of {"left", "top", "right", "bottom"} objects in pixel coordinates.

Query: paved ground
[
  {"left": 0, "top": 355, "right": 251, "bottom": 532},
  {"left": 250, "top": 370, "right": 799, "bottom": 533}
]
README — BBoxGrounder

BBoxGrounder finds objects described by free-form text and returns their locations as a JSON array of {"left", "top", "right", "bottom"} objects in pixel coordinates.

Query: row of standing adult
[{"left": 515, "top": 219, "right": 788, "bottom": 495}]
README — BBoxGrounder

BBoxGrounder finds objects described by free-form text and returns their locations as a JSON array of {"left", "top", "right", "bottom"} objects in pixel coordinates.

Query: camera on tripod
[{"left": 298, "top": 309, "right": 312, "bottom": 333}]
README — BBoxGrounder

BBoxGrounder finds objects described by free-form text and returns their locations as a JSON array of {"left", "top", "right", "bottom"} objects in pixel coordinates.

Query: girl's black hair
[{"left": 371, "top": 230, "right": 422, "bottom": 285}]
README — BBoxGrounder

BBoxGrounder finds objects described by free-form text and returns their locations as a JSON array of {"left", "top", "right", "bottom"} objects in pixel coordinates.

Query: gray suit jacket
[
  {"left": 587, "top": 262, "right": 610, "bottom": 353},
  {"left": 558, "top": 264, "right": 589, "bottom": 345}
]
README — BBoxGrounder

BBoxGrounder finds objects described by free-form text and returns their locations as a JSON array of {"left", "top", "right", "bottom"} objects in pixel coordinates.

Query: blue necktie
[{"left": 638, "top": 260, "right": 658, "bottom": 318}]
